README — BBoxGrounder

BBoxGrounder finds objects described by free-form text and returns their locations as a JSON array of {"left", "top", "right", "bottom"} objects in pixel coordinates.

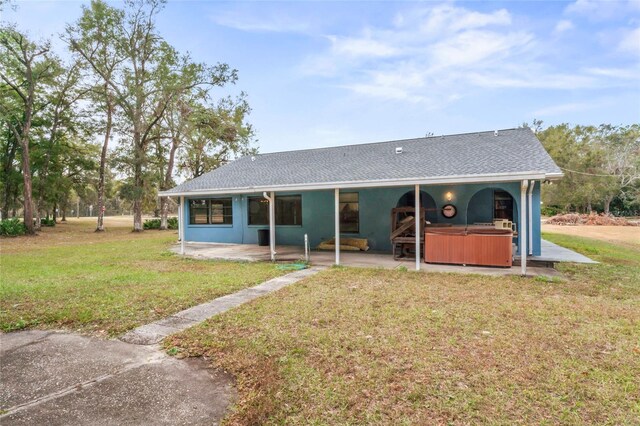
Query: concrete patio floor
[{"left": 171, "top": 238, "right": 594, "bottom": 277}]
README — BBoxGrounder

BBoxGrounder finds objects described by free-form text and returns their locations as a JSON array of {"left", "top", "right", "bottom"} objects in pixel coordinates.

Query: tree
[
  {"left": 31, "top": 59, "right": 89, "bottom": 229},
  {"left": 178, "top": 95, "right": 255, "bottom": 179},
  {"left": 537, "top": 123, "right": 640, "bottom": 214},
  {"left": 0, "top": 27, "right": 60, "bottom": 234},
  {"left": 68, "top": 0, "right": 237, "bottom": 232},
  {"left": 66, "top": 0, "right": 124, "bottom": 232}
]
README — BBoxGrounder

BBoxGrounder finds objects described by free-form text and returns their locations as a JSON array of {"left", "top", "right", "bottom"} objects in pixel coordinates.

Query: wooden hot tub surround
[{"left": 424, "top": 226, "right": 513, "bottom": 267}]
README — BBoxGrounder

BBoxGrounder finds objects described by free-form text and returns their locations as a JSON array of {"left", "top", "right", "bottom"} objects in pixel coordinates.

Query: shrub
[
  {"left": 0, "top": 218, "right": 27, "bottom": 237},
  {"left": 40, "top": 218, "right": 55, "bottom": 227},
  {"left": 143, "top": 217, "right": 178, "bottom": 230},
  {"left": 541, "top": 206, "right": 562, "bottom": 217},
  {"left": 167, "top": 217, "right": 178, "bottom": 229}
]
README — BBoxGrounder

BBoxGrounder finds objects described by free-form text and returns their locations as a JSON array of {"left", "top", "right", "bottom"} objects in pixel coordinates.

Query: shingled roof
[{"left": 162, "top": 128, "right": 562, "bottom": 195}]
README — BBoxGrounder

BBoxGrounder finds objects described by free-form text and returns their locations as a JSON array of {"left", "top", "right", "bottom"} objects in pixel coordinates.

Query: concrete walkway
[
  {"left": 536, "top": 239, "right": 597, "bottom": 264},
  {"left": 0, "top": 330, "right": 234, "bottom": 425},
  {"left": 121, "top": 266, "right": 325, "bottom": 345},
  {"left": 1, "top": 268, "right": 325, "bottom": 425}
]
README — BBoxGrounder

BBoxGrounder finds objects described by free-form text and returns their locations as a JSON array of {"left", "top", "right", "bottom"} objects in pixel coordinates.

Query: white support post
[
  {"left": 528, "top": 180, "right": 535, "bottom": 256},
  {"left": 335, "top": 188, "right": 340, "bottom": 266},
  {"left": 415, "top": 184, "right": 421, "bottom": 271},
  {"left": 179, "top": 195, "right": 185, "bottom": 255},
  {"left": 520, "top": 180, "right": 528, "bottom": 276},
  {"left": 269, "top": 191, "right": 276, "bottom": 262}
]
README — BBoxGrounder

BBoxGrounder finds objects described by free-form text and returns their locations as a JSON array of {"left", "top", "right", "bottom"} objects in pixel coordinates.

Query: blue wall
[{"left": 182, "top": 181, "right": 542, "bottom": 255}]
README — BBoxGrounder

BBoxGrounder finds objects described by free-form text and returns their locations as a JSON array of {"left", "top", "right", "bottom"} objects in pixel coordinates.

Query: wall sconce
[{"left": 445, "top": 192, "right": 453, "bottom": 201}]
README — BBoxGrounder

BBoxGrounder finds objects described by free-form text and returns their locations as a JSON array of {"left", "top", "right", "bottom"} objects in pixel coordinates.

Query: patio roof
[{"left": 161, "top": 128, "right": 562, "bottom": 196}]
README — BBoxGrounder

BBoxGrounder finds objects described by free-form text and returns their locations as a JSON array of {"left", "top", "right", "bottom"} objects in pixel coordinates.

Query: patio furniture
[{"left": 390, "top": 207, "right": 426, "bottom": 260}]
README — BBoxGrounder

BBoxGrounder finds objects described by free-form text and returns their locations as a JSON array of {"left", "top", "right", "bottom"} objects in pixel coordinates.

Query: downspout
[
  {"left": 262, "top": 191, "right": 276, "bottom": 262},
  {"left": 520, "top": 180, "right": 528, "bottom": 276},
  {"left": 528, "top": 180, "right": 535, "bottom": 256}
]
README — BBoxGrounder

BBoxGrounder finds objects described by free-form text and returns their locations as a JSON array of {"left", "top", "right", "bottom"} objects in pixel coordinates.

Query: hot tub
[{"left": 424, "top": 227, "right": 513, "bottom": 267}]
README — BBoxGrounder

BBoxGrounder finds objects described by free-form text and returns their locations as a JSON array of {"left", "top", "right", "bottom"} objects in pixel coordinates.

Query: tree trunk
[
  {"left": 604, "top": 195, "right": 613, "bottom": 215},
  {"left": 159, "top": 136, "right": 179, "bottom": 230},
  {"left": 132, "top": 131, "right": 144, "bottom": 232},
  {"left": 20, "top": 135, "right": 35, "bottom": 234},
  {"left": 53, "top": 202, "right": 57, "bottom": 222},
  {"left": 95, "top": 91, "right": 113, "bottom": 233}
]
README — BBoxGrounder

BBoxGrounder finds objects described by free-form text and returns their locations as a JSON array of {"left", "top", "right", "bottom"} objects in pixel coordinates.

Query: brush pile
[{"left": 546, "top": 212, "right": 638, "bottom": 226}]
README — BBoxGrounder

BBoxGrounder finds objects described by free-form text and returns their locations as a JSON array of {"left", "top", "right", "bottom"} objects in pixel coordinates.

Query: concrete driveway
[{"left": 0, "top": 330, "right": 234, "bottom": 425}]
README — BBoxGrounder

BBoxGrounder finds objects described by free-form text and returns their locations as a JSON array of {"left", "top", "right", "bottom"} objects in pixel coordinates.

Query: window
[
  {"left": 494, "top": 191, "right": 513, "bottom": 221},
  {"left": 189, "top": 198, "right": 233, "bottom": 225},
  {"left": 248, "top": 195, "right": 302, "bottom": 226},
  {"left": 248, "top": 197, "right": 269, "bottom": 225},
  {"left": 210, "top": 199, "right": 233, "bottom": 224},
  {"left": 339, "top": 192, "right": 359, "bottom": 233},
  {"left": 189, "top": 199, "right": 209, "bottom": 224},
  {"left": 276, "top": 195, "right": 302, "bottom": 225}
]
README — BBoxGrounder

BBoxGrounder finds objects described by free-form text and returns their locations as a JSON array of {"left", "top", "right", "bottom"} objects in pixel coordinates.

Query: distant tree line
[
  {"left": 525, "top": 120, "right": 640, "bottom": 216},
  {"left": 0, "top": 0, "right": 255, "bottom": 234}
]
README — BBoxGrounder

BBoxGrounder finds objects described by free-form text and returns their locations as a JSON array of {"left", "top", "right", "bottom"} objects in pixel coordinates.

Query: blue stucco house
[{"left": 161, "top": 128, "right": 562, "bottom": 274}]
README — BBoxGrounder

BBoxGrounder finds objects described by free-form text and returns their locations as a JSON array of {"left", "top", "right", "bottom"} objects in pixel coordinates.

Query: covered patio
[{"left": 170, "top": 239, "right": 594, "bottom": 277}]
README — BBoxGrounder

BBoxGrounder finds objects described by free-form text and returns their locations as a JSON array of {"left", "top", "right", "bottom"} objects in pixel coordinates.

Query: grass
[
  {"left": 166, "top": 233, "right": 640, "bottom": 425},
  {"left": 0, "top": 219, "right": 285, "bottom": 336}
]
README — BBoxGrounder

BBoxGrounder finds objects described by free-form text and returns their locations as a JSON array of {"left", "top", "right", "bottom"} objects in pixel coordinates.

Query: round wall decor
[{"left": 441, "top": 204, "right": 457, "bottom": 218}]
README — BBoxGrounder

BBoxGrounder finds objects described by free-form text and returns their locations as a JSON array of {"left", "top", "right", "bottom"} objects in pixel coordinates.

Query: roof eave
[{"left": 159, "top": 171, "right": 552, "bottom": 197}]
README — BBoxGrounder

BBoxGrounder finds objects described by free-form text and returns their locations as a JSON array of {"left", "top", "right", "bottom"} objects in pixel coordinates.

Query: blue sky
[{"left": 3, "top": 0, "right": 640, "bottom": 153}]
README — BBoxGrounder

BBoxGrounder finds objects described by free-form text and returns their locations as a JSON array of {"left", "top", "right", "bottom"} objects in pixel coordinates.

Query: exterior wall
[{"left": 181, "top": 180, "right": 542, "bottom": 255}]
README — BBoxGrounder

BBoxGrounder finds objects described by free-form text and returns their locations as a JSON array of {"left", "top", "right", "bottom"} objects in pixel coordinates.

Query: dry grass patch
[
  {"left": 167, "top": 237, "right": 640, "bottom": 425},
  {"left": 1, "top": 219, "right": 285, "bottom": 335}
]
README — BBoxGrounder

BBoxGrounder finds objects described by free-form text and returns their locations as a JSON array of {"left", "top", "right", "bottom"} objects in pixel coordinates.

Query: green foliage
[
  {"left": 143, "top": 217, "right": 178, "bottom": 230},
  {"left": 534, "top": 123, "right": 640, "bottom": 214},
  {"left": 40, "top": 218, "right": 56, "bottom": 227},
  {"left": 0, "top": 218, "right": 26, "bottom": 236},
  {"left": 540, "top": 206, "right": 562, "bottom": 217}
]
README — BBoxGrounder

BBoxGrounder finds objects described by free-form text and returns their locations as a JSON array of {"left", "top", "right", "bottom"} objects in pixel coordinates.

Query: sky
[{"left": 2, "top": 0, "right": 640, "bottom": 154}]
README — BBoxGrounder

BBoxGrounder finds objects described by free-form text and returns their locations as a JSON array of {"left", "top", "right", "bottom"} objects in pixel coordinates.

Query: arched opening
[
  {"left": 396, "top": 190, "right": 438, "bottom": 223},
  {"left": 466, "top": 187, "right": 518, "bottom": 227}
]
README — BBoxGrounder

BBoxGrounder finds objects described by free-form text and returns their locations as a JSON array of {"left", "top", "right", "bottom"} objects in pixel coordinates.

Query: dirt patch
[{"left": 542, "top": 224, "right": 640, "bottom": 247}]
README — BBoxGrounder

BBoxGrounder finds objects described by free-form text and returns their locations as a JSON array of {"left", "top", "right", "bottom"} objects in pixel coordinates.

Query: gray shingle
[{"left": 163, "top": 128, "right": 561, "bottom": 194}]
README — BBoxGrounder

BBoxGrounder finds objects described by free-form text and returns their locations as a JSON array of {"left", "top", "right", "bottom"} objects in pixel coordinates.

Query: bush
[
  {"left": 0, "top": 218, "right": 27, "bottom": 237},
  {"left": 541, "top": 206, "right": 562, "bottom": 217},
  {"left": 40, "top": 218, "right": 55, "bottom": 227},
  {"left": 143, "top": 217, "right": 178, "bottom": 230}
]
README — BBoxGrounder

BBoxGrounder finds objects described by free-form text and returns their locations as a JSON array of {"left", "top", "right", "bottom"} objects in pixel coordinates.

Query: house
[{"left": 160, "top": 128, "right": 563, "bottom": 274}]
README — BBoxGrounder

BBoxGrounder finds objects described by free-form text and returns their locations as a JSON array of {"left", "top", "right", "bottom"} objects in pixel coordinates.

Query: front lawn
[
  {"left": 0, "top": 219, "right": 284, "bottom": 336},
  {"left": 166, "top": 234, "right": 640, "bottom": 424}
]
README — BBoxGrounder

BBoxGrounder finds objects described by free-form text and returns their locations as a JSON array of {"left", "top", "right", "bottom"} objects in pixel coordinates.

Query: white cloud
[
  {"left": 210, "top": 9, "right": 312, "bottom": 34},
  {"left": 554, "top": 20, "right": 574, "bottom": 34},
  {"left": 585, "top": 66, "right": 640, "bottom": 79},
  {"left": 295, "top": 2, "right": 639, "bottom": 108},
  {"left": 618, "top": 27, "right": 640, "bottom": 56},
  {"left": 565, "top": 0, "right": 639, "bottom": 21},
  {"left": 327, "top": 35, "right": 399, "bottom": 58},
  {"left": 532, "top": 101, "right": 597, "bottom": 117}
]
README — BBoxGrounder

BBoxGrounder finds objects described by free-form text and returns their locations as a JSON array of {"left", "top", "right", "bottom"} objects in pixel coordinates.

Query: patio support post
[
  {"left": 528, "top": 180, "right": 535, "bottom": 256},
  {"left": 269, "top": 191, "right": 276, "bottom": 262},
  {"left": 334, "top": 188, "right": 340, "bottom": 266},
  {"left": 179, "top": 195, "right": 185, "bottom": 255},
  {"left": 415, "top": 184, "right": 421, "bottom": 271},
  {"left": 520, "top": 180, "right": 528, "bottom": 276}
]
